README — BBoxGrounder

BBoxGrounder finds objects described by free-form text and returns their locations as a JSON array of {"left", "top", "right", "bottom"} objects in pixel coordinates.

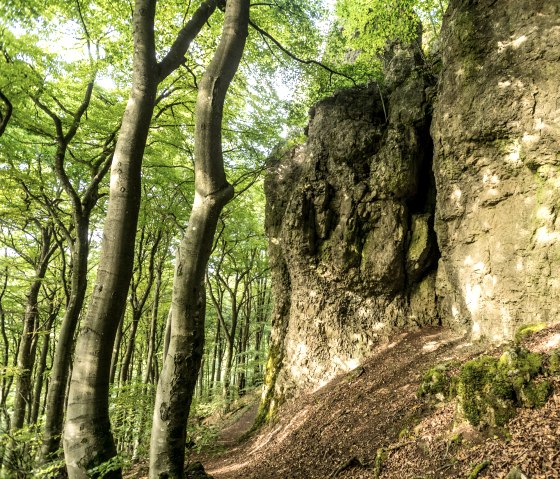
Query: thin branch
[
  {"left": 249, "top": 19, "right": 357, "bottom": 86},
  {"left": 0, "top": 89, "right": 13, "bottom": 137}
]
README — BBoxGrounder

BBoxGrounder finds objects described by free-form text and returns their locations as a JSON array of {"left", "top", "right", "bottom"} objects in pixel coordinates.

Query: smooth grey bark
[
  {"left": 63, "top": 2, "right": 158, "bottom": 475},
  {"left": 36, "top": 79, "right": 115, "bottom": 463},
  {"left": 148, "top": 0, "right": 249, "bottom": 476},
  {"left": 63, "top": 1, "right": 222, "bottom": 476}
]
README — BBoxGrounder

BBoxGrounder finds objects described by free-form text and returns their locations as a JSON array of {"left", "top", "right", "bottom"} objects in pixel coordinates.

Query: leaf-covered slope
[{"left": 203, "top": 324, "right": 560, "bottom": 479}]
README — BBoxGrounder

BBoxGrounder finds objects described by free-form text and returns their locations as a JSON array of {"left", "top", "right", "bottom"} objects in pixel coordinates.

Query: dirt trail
[
  {"left": 216, "top": 402, "right": 259, "bottom": 447},
  {"left": 204, "top": 327, "right": 474, "bottom": 478},
  {"left": 201, "top": 324, "right": 560, "bottom": 479}
]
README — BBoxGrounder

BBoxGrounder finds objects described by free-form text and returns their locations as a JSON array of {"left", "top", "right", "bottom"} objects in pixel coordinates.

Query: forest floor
[{"left": 190, "top": 324, "right": 560, "bottom": 479}]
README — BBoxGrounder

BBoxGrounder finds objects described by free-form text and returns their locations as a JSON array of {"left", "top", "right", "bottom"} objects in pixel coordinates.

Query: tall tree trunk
[
  {"left": 63, "top": 3, "right": 158, "bottom": 475},
  {"left": 63, "top": 1, "right": 220, "bottom": 475},
  {"left": 149, "top": 1, "right": 249, "bottom": 475},
  {"left": 41, "top": 217, "right": 90, "bottom": 461}
]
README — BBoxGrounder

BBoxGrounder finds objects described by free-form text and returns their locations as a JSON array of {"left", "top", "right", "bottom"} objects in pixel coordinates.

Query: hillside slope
[{"left": 202, "top": 326, "right": 560, "bottom": 478}]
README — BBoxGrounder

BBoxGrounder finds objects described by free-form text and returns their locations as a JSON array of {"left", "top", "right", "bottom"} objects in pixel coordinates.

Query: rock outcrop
[
  {"left": 433, "top": 0, "right": 560, "bottom": 340},
  {"left": 263, "top": 38, "right": 438, "bottom": 403},
  {"left": 262, "top": 0, "right": 560, "bottom": 411}
]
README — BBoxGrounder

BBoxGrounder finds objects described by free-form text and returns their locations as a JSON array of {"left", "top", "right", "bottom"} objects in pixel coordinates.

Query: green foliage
[
  {"left": 0, "top": 423, "right": 64, "bottom": 478},
  {"left": 86, "top": 455, "right": 128, "bottom": 479},
  {"left": 110, "top": 382, "right": 155, "bottom": 463}
]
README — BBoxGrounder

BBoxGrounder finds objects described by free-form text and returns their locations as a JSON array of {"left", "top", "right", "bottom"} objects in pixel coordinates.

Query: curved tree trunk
[
  {"left": 63, "top": 2, "right": 158, "bottom": 475},
  {"left": 149, "top": 0, "right": 249, "bottom": 476},
  {"left": 63, "top": 0, "right": 221, "bottom": 476},
  {"left": 41, "top": 217, "right": 90, "bottom": 462}
]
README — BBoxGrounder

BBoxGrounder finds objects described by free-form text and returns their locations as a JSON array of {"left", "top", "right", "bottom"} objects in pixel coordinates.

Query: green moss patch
[
  {"left": 514, "top": 322, "right": 547, "bottom": 344},
  {"left": 420, "top": 347, "right": 555, "bottom": 429},
  {"left": 456, "top": 348, "right": 553, "bottom": 427},
  {"left": 418, "top": 361, "right": 458, "bottom": 400}
]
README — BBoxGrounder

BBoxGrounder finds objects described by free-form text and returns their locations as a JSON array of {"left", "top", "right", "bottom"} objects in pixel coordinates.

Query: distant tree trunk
[
  {"left": 34, "top": 75, "right": 113, "bottom": 463},
  {"left": 0, "top": 267, "right": 11, "bottom": 432},
  {"left": 11, "top": 224, "right": 54, "bottom": 431},
  {"left": 149, "top": 1, "right": 249, "bottom": 475},
  {"left": 41, "top": 216, "right": 92, "bottom": 461},
  {"left": 143, "top": 260, "right": 163, "bottom": 384},
  {"left": 109, "top": 311, "right": 125, "bottom": 386},
  {"left": 237, "top": 285, "right": 252, "bottom": 396},
  {"left": 31, "top": 300, "right": 59, "bottom": 425},
  {"left": 210, "top": 320, "right": 220, "bottom": 395},
  {"left": 120, "top": 227, "right": 160, "bottom": 384}
]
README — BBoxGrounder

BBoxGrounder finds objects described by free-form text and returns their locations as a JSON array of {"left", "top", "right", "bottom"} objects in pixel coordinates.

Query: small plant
[{"left": 87, "top": 455, "right": 128, "bottom": 479}]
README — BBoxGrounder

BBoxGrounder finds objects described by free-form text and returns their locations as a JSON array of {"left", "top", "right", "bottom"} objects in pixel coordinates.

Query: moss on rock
[
  {"left": 514, "top": 323, "right": 547, "bottom": 344},
  {"left": 547, "top": 349, "right": 560, "bottom": 374},
  {"left": 417, "top": 361, "right": 457, "bottom": 400},
  {"left": 456, "top": 348, "right": 552, "bottom": 427}
]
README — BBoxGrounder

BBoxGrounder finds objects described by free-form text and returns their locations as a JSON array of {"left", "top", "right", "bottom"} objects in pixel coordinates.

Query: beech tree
[
  {"left": 62, "top": 1, "right": 227, "bottom": 475},
  {"left": 149, "top": 0, "right": 249, "bottom": 475}
]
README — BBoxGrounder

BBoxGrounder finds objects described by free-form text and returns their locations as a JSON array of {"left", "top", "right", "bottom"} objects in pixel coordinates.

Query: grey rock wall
[
  {"left": 264, "top": 41, "right": 438, "bottom": 399},
  {"left": 262, "top": 0, "right": 560, "bottom": 408},
  {"left": 433, "top": 0, "right": 560, "bottom": 340}
]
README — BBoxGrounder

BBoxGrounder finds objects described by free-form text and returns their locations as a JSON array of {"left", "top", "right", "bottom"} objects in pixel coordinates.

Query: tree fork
[
  {"left": 62, "top": 0, "right": 223, "bottom": 476},
  {"left": 149, "top": 0, "right": 250, "bottom": 475}
]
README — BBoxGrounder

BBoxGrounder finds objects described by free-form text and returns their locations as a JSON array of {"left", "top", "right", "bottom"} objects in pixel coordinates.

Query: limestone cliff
[
  {"left": 433, "top": 0, "right": 560, "bottom": 341},
  {"left": 262, "top": 0, "right": 560, "bottom": 410},
  {"left": 262, "top": 39, "right": 439, "bottom": 405}
]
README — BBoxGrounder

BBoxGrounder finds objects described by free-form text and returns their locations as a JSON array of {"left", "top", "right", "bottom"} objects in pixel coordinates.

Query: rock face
[
  {"left": 262, "top": 0, "right": 560, "bottom": 409},
  {"left": 263, "top": 39, "right": 438, "bottom": 402},
  {"left": 433, "top": 0, "right": 560, "bottom": 340}
]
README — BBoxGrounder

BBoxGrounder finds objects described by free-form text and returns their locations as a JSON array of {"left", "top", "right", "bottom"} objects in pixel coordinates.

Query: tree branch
[
  {"left": 0, "top": 90, "right": 13, "bottom": 137},
  {"left": 249, "top": 19, "right": 357, "bottom": 86},
  {"left": 157, "top": 0, "right": 225, "bottom": 82}
]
